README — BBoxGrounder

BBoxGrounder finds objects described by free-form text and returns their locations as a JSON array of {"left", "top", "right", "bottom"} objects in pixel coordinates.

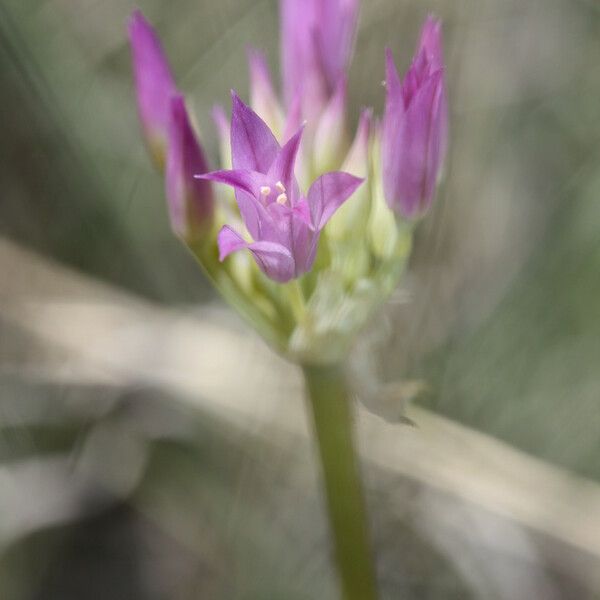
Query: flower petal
[
  {"left": 307, "top": 171, "right": 364, "bottom": 230},
  {"left": 266, "top": 125, "right": 304, "bottom": 201},
  {"left": 313, "top": 76, "right": 348, "bottom": 174},
  {"left": 280, "top": 0, "right": 316, "bottom": 107},
  {"left": 290, "top": 215, "right": 318, "bottom": 276},
  {"left": 230, "top": 91, "right": 280, "bottom": 172},
  {"left": 291, "top": 198, "right": 312, "bottom": 227},
  {"left": 218, "top": 226, "right": 296, "bottom": 283},
  {"left": 281, "top": 92, "right": 309, "bottom": 185},
  {"left": 212, "top": 104, "right": 231, "bottom": 169},
  {"left": 282, "top": 91, "right": 303, "bottom": 143},
  {"left": 342, "top": 107, "right": 372, "bottom": 177},
  {"left": 281, "top": 0, "right": 358, "bottom": 119},
  {"left": 128, "top": 10, "right": 177, "bottom": 165},
  {"left": 383, "top": 69, "right": 445, "bottom": 218},
  {"left": 166, "top": 95, "right": 213, "bottom": 240},
  {"left": 417, "top": 16, "right": 449, "bottom": 164},
  {"left": 418, "top": 15, "right": 444, "bottom": 71},
  {"left": 384, "top": 48, "right": 404, "bottom": 115},
  {"left": 197, "top": 168, "right": 264, "bottom": 197},
  {"left": 197, "top": 169, "right": 281, "bottom": 242},
  {"left": 314, "top": 0, "right": 359, "bottom": 91},
  {"left": 248, "top": 48, "right": 285, "bottom": 136}
]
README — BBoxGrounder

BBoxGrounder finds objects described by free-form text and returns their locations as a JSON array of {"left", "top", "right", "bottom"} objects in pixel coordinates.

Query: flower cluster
[{"left": 128, "top": 2, "right": 448, "bottom": 363}]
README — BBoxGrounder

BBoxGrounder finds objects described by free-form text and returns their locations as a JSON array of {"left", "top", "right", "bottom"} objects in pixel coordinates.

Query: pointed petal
[
  {"left": 230, "top": 91, "right": 280, "bottom": 172},
  {"left": 290, "top": 215, "right": 319, "bottom": 276},
  {"left": 281, "top": 0, "right": 332, "bottom": 120},
  {"left": 218, "top": 226, "right": 296, "bottom": 283},
  {"left": 282, "top": 91, "right": 303, "bottom": 143},
  {"left": 266, "top": 125, "right": 304, "bottom": 199},
  {"left": 314, "top": 0, "right": 359, "bottom": 90},
  {"left": 166, "top": 95, "right": 213, "bottom": 239},
  {"left": 382, "top": 21, "right": 448, "bottom": 219},
  {"left": 281, "top": 92, "right": 310, "bottom": 186},
  {"left": 307, "top": 171, "right": 364, "bottom": 230},
  {"left": 281, "top": 0, "right": 358, "bottom": 119},
  {"left": 128, "top": 10, "right": 177, "bottom": 165},
  {"left": 212, "top": 104, "right": 231, "bottom": 169},
  {"left": 280, "top": 0, "right": 316, "bottom": 107},
  {"left": 417, "top": 16, "right": 449, "bottom": 162},
  {"left": 416, "top": 16, "right": 448, "bottom": 181},
  {"left": 248, "top": 48, "right": 285, "bottom": 136},
  {"left": 328, "top": 109, "right": 373, "bottom": 239},
  {"left": 342, "top": 108, "right": 372, "bottom": 177},
  {"left": 196, "top": 168, "right": 265, "bottom": 197},
  {"left": 384, "top": 48, "right": 404, "bottom": 114},
  {"left": 382, "top": 49, "right": 406, "bottom": 198},
  {"left": 418, "top": 15, "right": 444, "bottom": 70},
  {"left": 382, "top": 70, "right": 445, "bottom": 218},
  {"left": 217, "top": 225, "right": 249, "bottom": 260},
  {"left": 197, "top": 169, "right": 282, "bottom": 242},
  {"left": 291, "top": 198, "right": 313, "bottom": 227},
  {"left": 313, "top": 76, "right": 348, "bottom": 173}
]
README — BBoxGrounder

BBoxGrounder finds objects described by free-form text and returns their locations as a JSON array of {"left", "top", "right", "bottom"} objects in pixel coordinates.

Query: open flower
[
  {"left": 382, "top": 15, "right": 448, "bottom": 219},
  {"left": 198, "top": 93, "right": 362, "bottom": 283}
]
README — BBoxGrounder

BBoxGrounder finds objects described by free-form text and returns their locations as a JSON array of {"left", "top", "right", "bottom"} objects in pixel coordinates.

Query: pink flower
[
  {"left": 197, "top": 94, "right": 363, "bottom": 282},
  {"left": 382, "top": 15, "right": 448, "bottom": 219},
  {"left": 129, "top": 11, "right": 213, "bottom": 238}
]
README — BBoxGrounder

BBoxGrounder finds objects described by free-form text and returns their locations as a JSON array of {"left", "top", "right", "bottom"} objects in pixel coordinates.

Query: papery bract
[{"left": 382, "top": 15, "right": 448, "bottom": 219}]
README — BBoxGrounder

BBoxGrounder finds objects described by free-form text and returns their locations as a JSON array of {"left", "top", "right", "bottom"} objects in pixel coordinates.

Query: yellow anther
[
  {"left": 276, "top": 193, "right": 288, "bottom": 205},
  {"left": 260, "top": 186, "right": 271, "bottom": 196},
  {"left": 275, "top": 180, "right": 286, "bottom": 193}
]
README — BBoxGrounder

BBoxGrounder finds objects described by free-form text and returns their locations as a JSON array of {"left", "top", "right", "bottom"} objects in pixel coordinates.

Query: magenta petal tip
[{"left": 128, "top": 10, "right": 178, "bottom": 166}]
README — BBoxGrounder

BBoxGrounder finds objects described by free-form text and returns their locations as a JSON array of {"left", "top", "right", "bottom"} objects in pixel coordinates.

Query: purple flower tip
[
  {"left": 128, "top": 10, "right": 177, "bottom": 166},
  {"left": 381, "top": 17, "right": 448, "bottom": 219},
  {"left": 165, "top": 94, "right": 214, "bottom": 240}
]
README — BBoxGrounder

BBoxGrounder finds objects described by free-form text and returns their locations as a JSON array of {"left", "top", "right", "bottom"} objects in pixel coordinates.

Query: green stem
[
  {"left": 287, "top": 279, "right": 306, "bottom": 322},
  {"left": 302, "top": 364, "right": 379, "bottom": 600}
]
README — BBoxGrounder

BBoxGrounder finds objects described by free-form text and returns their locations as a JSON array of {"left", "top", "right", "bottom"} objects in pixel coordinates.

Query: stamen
[
  {"left": 275, "top": 180, "right": 286, "bottom": 193},
  {"left": 260, "top": 186, "right": 271, "bottom": 196},
  {"left": 276, "top": 193, "right": 288, "bottom": 205}
]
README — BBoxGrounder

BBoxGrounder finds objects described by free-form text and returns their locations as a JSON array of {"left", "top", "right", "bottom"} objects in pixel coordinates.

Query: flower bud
[
  {"left": 313, "top": 77, "right": 349, "bottom": 175},
  {"left": 248, "top": 48, "right": 285, "bottom": 138},
  {"left": 381, "top": 16, "right": 448, "bottom": 219},
  {"left": 128, "top": 10, "right": 177, "bottom": 168},
  {"left": 166, "top": 96, "right": 214, "bottom": 242}
]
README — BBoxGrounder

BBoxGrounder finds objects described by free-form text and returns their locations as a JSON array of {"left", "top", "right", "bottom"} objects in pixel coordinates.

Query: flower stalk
[
  {"left": 302, "top": 364, "right": 378, "bottom": 600},
  {"left": 128, "top": 4, "right": 450, "bottom": 597}
]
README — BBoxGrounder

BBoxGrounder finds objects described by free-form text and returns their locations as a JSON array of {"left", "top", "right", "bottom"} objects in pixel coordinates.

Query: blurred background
[{"left": 1, "top": 0, "right": 600, "bottom": 598}]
